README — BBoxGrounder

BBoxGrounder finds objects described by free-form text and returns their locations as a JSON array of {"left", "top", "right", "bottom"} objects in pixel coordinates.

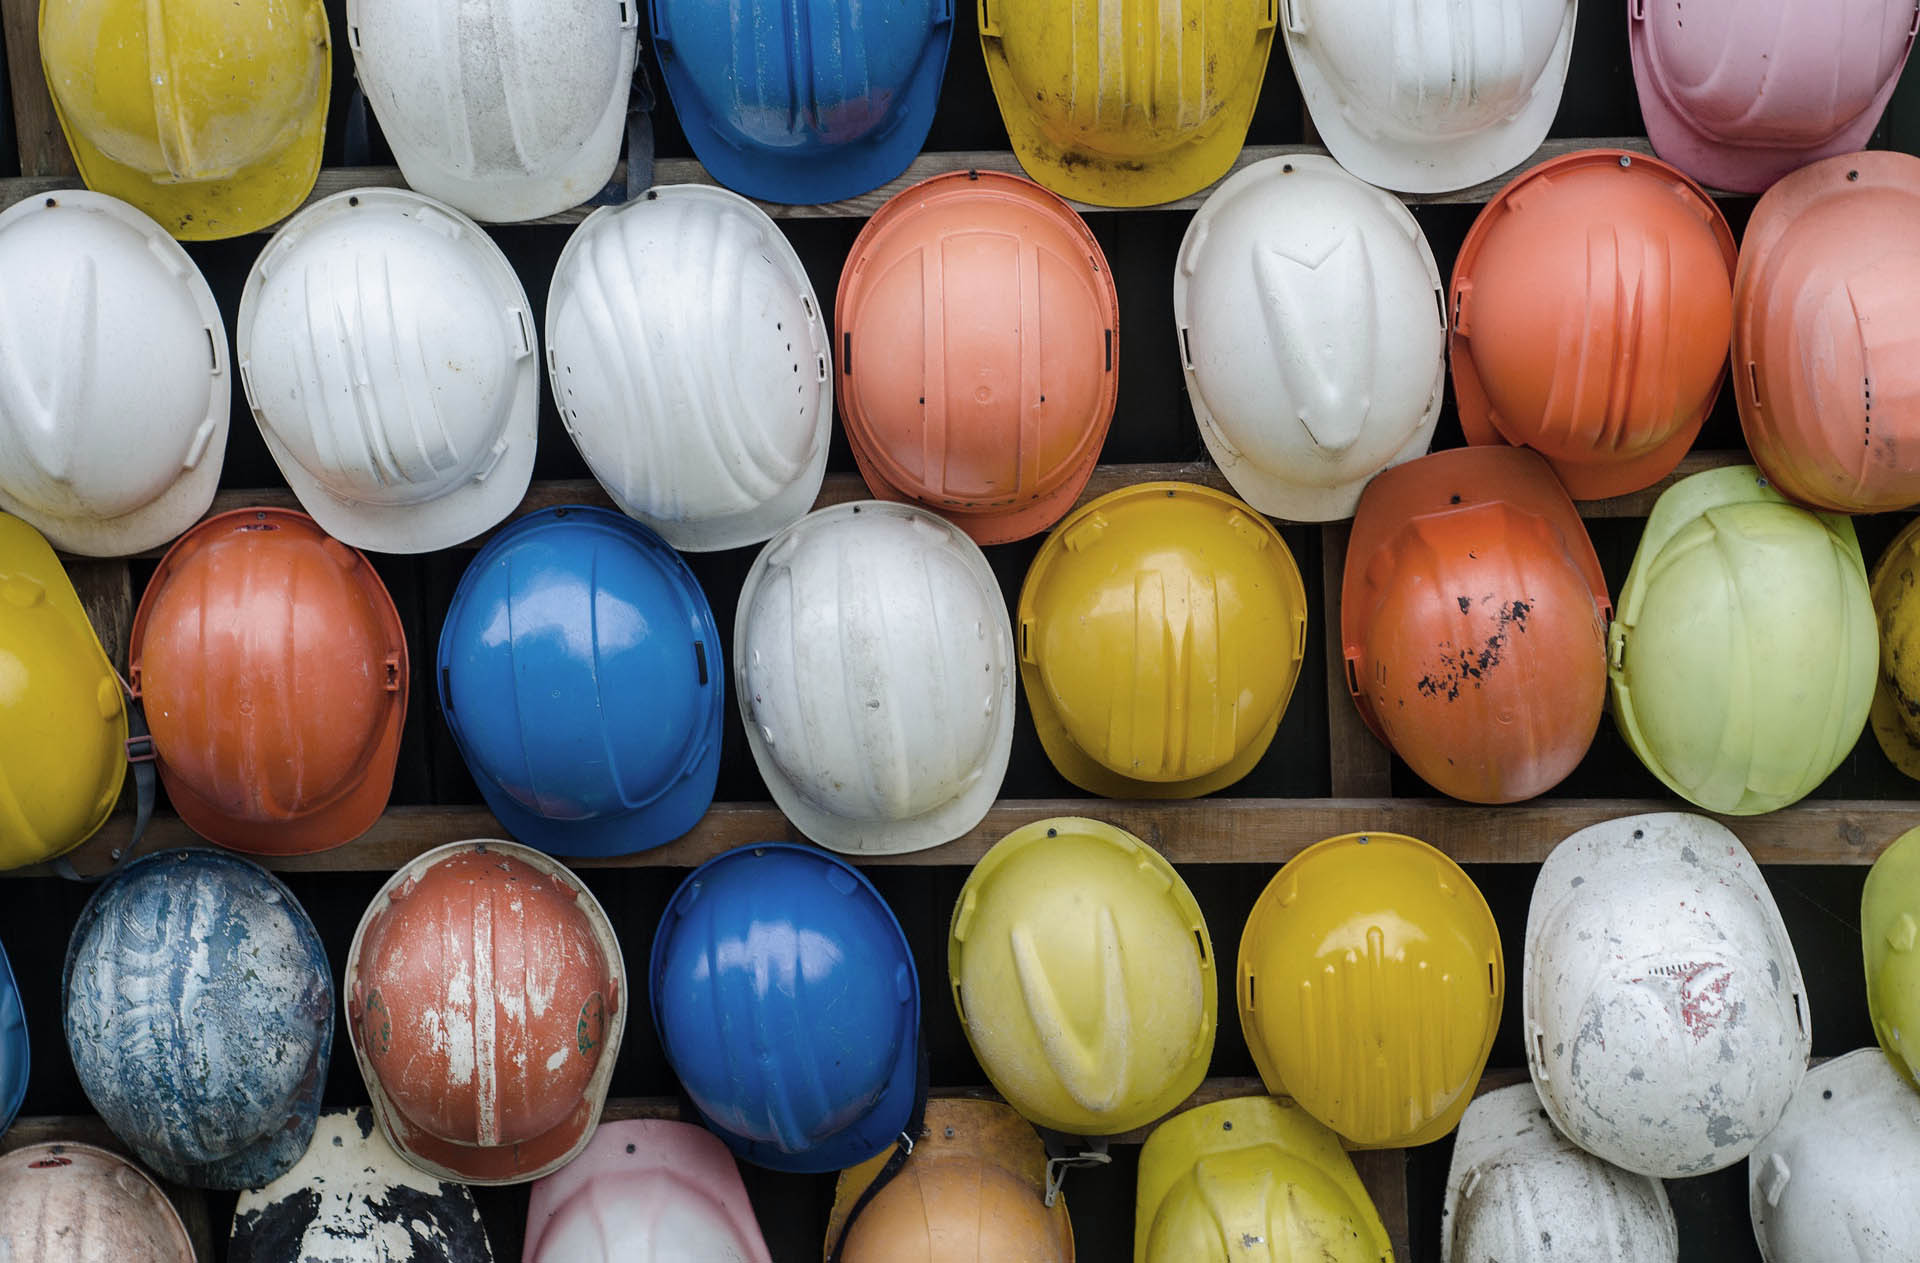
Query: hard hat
[
  {"left": 0, "top": 938, "right": 23, "bottom": 1136},
  {"left": 651, "top": 0, "right": 951, "bottom": 205},
  {"left": 826, "top": 1099, "right": 1072, "bottom": 1263},
  {"left": 346, "top": 0, "right": 637, "bottom": 222},
  {"left": 230, "top": 1107, "right": 494, "bottom": 1263},
  {"left": 547, "top": 186, "right": 830, "bottom": 551},
  {"left": 735, "top": 502, "right": 1014, "bottom": 854},
  {"left": 1871, "top": 520, "right": 1920, "bottom": 780},
  {"left": 1442, "top": 1082, "right": 1678, "bottom": 1263},
  {"left": 1749, "top": 1049, "right": 1920, "bottom": 1263},
  {"left": 1524, "top": 812, "right": 1810, "bottom": 1179},
  {"left": 837, "top": 171, "right": 1117, "bottom": 545},
  {"left": 1238, "top": 831, "right": 1502, "bottom": 1149},
  {"left": 1451, "top": 150, "right": 1737, "bottom": 499},
  {"left": 237, "top": 188, "right": 538, "bottom": 554},
  {"left": 1631, "top": 0, "right": 1917, "bottom": 195},
  {"left": 651, "top": 843, "right": 920, "bottom": 1173},
  {"left": 346, "top": 842, "right": 624, "bottom": 1186},
  {"left": 0, "top": 1142, "right": 193, "bottom": 1261},
  {"left": 1342, "top": 447, "right": 1611, "bottom": 804},
  {"left": 0, "top": 190, "right": 227, "bottom": 556},
  {"left": 949, "top": 818, "right": 1215, "bottom": 1137},
  {"left": 129, "top": 508, "right": 408, "bottom": 854},
  {"left": 63, "top": 848, "right": 334, "bottom": 1189},
  {"left": 980, "top": 0, "right": 1277, "bottom": 206},
  {"left": 0, "top": 513, "right": 128, "bottom": 871},
  {"left": 1863, "top": 825, "right": 1920, "bottom": 1089},
  {"left": 1608, "top": 465, "right": 1876, "bottom": 815},
  {"left": 1734, "top": 151, "right": 1920, "bottom": 514},
  {"left": 39, "top": 0, "right": 329, "bottom": 239},
  {"left": 1017, "top": 483, "right": 1308, "bottom": 799},
  {"left": 1135, "top": 1096, "right": 1392, "bottom": 1263},
  {"left": 1282, "top": 0, "right": 1576, "bottom": 194},
  {"left": 438, "top": 507, "right": 722, "bottom": 857},
  {"left": 1174, "top": 154, "right": 1445, "bottom": 522}
]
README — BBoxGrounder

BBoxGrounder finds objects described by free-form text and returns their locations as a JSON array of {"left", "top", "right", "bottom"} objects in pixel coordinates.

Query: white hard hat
[
  {"left": 1174, "top": 153, "right": 1445, "bottom": 522},
  {"left": 1524, "top": 812, "right": 1810, "bottom": 1178},
  {"left": 238, "top": 187, "right": 538, "bottom": 555},
  {"left": 546, "top": 185, "right": 831, "bottom": 552},
  {"left": 0, "top": 189, "right": 227, "bottom": 557},
  {"left": 735, "top": 501, "right": 1014, "bottom": 855},
  {"left": 346, "top": 0, "right": 638, "bottom": 222}
]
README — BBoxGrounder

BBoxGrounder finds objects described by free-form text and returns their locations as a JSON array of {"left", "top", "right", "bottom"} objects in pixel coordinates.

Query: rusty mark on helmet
[
  {"left": 365, "top": 989, "right": 392, "bottom": 1056},
  {"left": 1414, "top": 598, "right": 1535, "bottom": 701},
  {"left": 577, "top": 992, "right": 606, "bottom": 1055}
]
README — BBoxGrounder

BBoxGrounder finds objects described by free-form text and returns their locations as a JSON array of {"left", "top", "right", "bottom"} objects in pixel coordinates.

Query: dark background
[{"left": 4, "top": 3, "right": 1919, "bottom": 1259}]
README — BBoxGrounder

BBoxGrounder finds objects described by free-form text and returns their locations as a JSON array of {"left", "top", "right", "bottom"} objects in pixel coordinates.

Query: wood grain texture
[
  {"left": 67, "top": 559, "right": 133, "bottom": 674},
  {"left": 1, "top": 0, "right": 76, "bottom": 177},
  {"left": 1320, "top": 524, "right": 1393, "bottom": 797},
  {"left": 1, "top": 1116, "right": 216, "bottom": 1263}
]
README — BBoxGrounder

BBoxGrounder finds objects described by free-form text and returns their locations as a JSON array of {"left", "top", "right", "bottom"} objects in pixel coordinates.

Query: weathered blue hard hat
[
  {"left": 0, "top": 938, "right": 25, "bottom": 1136},
  {"left": 437, "top": 506, "right": 723, "bottom": 857},
  {"left": 649, "top": 0, "right": 953, "bottom": 204},
  {"left": 650, "top": 843, "right": 921, "bottom": 1172},
  {"left": 62, "top": 848, "right": 333, "bottom": 1189}
]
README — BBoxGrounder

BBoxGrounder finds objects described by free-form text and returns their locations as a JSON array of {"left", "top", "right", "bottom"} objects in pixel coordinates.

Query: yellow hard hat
[
  {"left": 0, "top": 513, "right": 127, "bottom": 869},
  {"left": 40, "top": 0, "right": 330, "bottom": 239},
  {"left": 1237, "top": 832, "right": 1503, "bottom": 1149},
  {"left": 1871, "top": 518, "right": 1920, "bottom": 780},
  {"left": 949, "top": 818, "right": 1216, "bottom": 1137},
  {"left": 979, "top": 0, "right": 1277, "bottom": 207},
  {"left": 1017, "top": 483, "right": 1307, "bottom": 799},
  {"left": 1864, "top": 826, "right": 1920, "bottom": 1091},
  {"left": 1135, "top": 1097, "right": 1393, "bottom": 1263}
]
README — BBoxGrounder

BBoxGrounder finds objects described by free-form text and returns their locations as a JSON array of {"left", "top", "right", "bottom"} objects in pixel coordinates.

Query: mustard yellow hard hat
[
  {"left": 949, "top": 818, "right": 1216, "bottom": 1137},
  {"left": 1864, "top": 825, "right": 1920, "bottom": 1091},
  {"left": 1871, "top": 518, "right": 1920, "bottom": 781},
  {"left": 1238, "top": 832, "right": 1503, "bottom": 1149},
  {"left": 40, "top": 0, "right": 330, "bottom": 239},
  {"left": 1017, "top": 483, "right": 1307, "bottom": 800},
  {"left": 0, "top": 512, "right": 127, "bottom": 870}
]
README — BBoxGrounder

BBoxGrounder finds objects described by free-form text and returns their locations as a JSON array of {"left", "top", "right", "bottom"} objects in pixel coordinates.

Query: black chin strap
[
  {"left": 590, "top": 55, "right": 657, "bottom": 205},
  {"left": 825, "top": 1046, "right": 930, "bottom": 1263},
  {"left": 54, "top": 695, "right": 153, "bottom": 884},
  {"left": 1037, "top": 1128, "right": 1112, "bottom": 1207}
]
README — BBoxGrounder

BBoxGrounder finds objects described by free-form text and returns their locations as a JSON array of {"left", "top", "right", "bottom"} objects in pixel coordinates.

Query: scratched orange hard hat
[{"left": 837, "top": 171, "right": 1119, "bottom": 545}]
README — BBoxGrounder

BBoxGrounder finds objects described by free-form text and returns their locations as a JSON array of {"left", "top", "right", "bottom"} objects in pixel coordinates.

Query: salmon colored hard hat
[
  {"left": 837, "top": 171, "right": 1118, "bottom": 545},
  {"left": 1735, "top": 150, "right": 1920, "bottom": 515},
  {"left": 1343, "top": 447, "right": 1611, "bottom": 804},
  {"left": 129, "top": 508, "right": 407, "bottom": 854},
  {"left": 1451, "top": 150, "right": 1736, "bottom": 500}
]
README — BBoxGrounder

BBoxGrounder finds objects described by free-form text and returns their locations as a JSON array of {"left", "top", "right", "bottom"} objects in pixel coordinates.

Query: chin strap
[
  {"left": 590, "top": 55, "right": 657, "bottom": 205},
  {"left": 343, "top": 83, "right": 374, "bottom": 168},
  {"left": 1038, "top": 1129, "right": 1112, "bottom": 1207},
  {"left": 54, "top": 678, "right": 154, "bottom": 884},
  {"left": 825, "top": 1046, "right": 930, "bottom": 1263}
]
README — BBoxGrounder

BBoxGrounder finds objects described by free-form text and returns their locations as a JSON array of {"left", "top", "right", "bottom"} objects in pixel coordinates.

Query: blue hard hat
[
  {"left": 62, "top": 849, "right": 333, "bottom": 1190},
  {"left": 437, "top": 506, "right": 723, "bottom": 858},
  {"left": 649, "top": 0, "right": 953, "bottom": 205},
  {"left": 650, "top": 843, "right": 921, "bottom": 1172},
  {"left": 0, "top": 938, "right": 25, "bottom": 1137}
]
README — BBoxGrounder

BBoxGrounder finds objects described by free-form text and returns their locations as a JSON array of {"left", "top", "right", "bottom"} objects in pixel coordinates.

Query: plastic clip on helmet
[
  {"left": 1451, "top": 150, "right": 1737, "bottom": 499},
  {"left": 1863, "top": 826, "right": 1920, "bottom": 1088},
  {"left": 1175, "top": 154, "right": 1445, "bottom": 522},
  {"left": 1238, "top": 832, "right": 1503, "bottom": 1148},
  {"left": 1018, "top": 484, "right": 1308, "bottom": 799},
  {"left": 651, "top": 0, "right": 951, "bottom": 205},
  {"left": 735, "top": 503, "right": 1013, "bottom": 854},
  {"left": 1342, "top": 447, "right": 1611, "bottom": 803},
  {"left": 1282, "top": 0, "right": 1576, "bottom": 194},
  {"left": 230, "top": 1108, "right": 494, "bottom": 1263},
  {"left": 949, "top": 819, "right": 1215, "bottom": 1139},
  {"left": 0, "top": 1143, "right": 194, "bottom": 1261},
  {"left": 1442, "top": 1082, "right": 1678, "bottom": 1263},
  {"left": 980, "top": 0, "right": 1277, "bottom": 207},
  {"left": 0, "top": 191, "right": 227, "bottom": 556},
  {"left": 547, "top": 186, "right": 830, "bottom": 551},
  {"left": 1631, "top": 0, "right": 1917, "bottom": 195},
  {"left": 439, "top": 507, "right": 722, "bottom": 857},
  {"left": 1735, "top": 152, "right": 1920, "bottom": 514},
  {"left": 1525, "top": 813, "right": 1811, "bottom": 1178},
  {"left": 1135, "top": 1097, "right": 1392, "bottom": 1263},
  {"left": 651, "top": 844, "right": 921, "bottom": 1174},
  {"left": 838, "top": 172, "right": 1117, "bottom": 545},
  {"left": 238, "top": 188, "right": 538, "bottom": 554},
  {"left": 347, "top": 0, "right": 638, "bottom": 222},
  {"left": 130, "top": 509, "right": 408, "bottom": 854},
  {"left": 1608, "top": 466, "right": 1876, "bottom": 815},
  {"left": 63, "top": 849, "right": 334, "bottom": 1189},
  {"left": 346, "top": 841, "right": 624, "bottom": 1186},
  {"left": 39, "top": 0, "right": 329, "bottom": 239}
]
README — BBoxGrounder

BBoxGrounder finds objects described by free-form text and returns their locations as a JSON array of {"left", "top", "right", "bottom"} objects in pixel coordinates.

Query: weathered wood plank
[
  {"left": 1, "top": 1115, "right": 217, "bottom": 1262},
  {"left": 1, "top": 0, "right": 76, "bottom": 176},
  {"left": 67, "top": 559, "right": 133, "bottom": 675},
  {"left": 1321, "top": 524, "right": 1393, "bottom": 797}
]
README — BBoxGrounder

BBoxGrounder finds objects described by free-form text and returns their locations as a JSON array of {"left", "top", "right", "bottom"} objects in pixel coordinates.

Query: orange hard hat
[
  {"left": 1736, "top": 150, "right": 1920, "bottom": 514},
  {"left": 128, "top": 508, "right": 407, "bottom": 854},
  {"left": 837, "top": 171, "right": 1118, "bottom": 545},
  {"left": 1451, "top": 150, "right": 1736, "bottom": 500},
  {"left": 1342, "top": 447, "right": 1611, "bottom": 803}
]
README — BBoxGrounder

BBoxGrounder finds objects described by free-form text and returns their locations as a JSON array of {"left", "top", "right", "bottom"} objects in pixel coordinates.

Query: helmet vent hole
[
  {"left": 1633, "top": 829, "right": 1644, "bottom": 840},
  {"left": 1793, "top": 993, "right": 1806, "bottom": 1036},
  {"left": 349, "top": 196, "right": 360, "bottom": 207},
  {"left": 1222, "top": 1119, "right": 1234, "bottom": 1131},
  {"left": 1487, "top": 962, "right": 1496, "bottom": 995},
  {"left": 1822, "top": 1089, "right": 1833, "bottom": 1100},
  {"left": 1433, "top": 286, "right": 1446, "bottom": 331},
  {"left": 1178, "top": 327, "right": 1193, "bottom": 370},
  {"left": 803, "top": 296, "right": 814, "bottom": 319},
  {"left": 626, "top": 1142, "right": 637, "bottom": 1153},
  {"left": 1282, "top": 163, "right": 1294, "bottom": 174},
  {"left": 694, "top": 641, "right": 709, "bottom": 686},
  {"left": 842, "top": 332, "right": 852, "bottom": 374},
  {"left": 1046, "top": 827, "right": 1057, "bottom": 837},
  {"left": 1534, "top": 1029, "right": 1547, "bottom": 1066},
  {"left": 43, "top": 197, "right": 55, "bottom": 209},
  {"left": 1194, "top": 930, "right": 1207, "bottom": 963},
  {"left": 1849, "top": 170, "right": 1860, "bottom": 181},
  {"left": 1247, "top": 976, "right": 1256, "bottom": 1007},
  {"left": 441, "top": 667, "right": 452, "bottom": 706},
  {"left": 1104, "top": 329, "right": 1114, "bottom": 373},
  {"left": 205, "top": 327, "right": 220, "bottom": 370}
]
